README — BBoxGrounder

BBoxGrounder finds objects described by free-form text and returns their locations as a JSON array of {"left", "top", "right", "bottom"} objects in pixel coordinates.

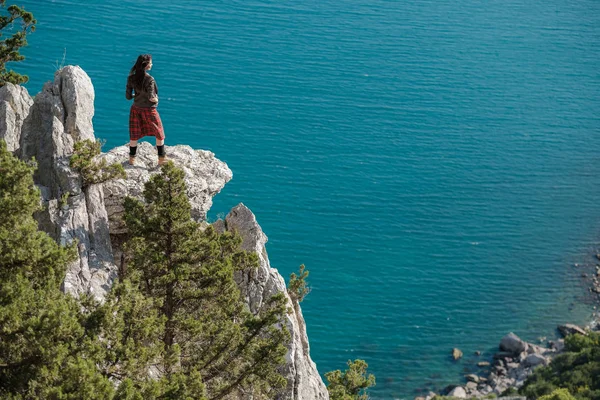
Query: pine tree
[
  {"left": 326, "top": 359, "right": 376, "bottom": 400},
  {"left": 70, "top": 139, "right": 126, "bottom": 188},
  {"left": 103, "top": 161, "right": 289, "bottom": 399},
  {"left": 0, "top": 1, "right": 36, "bottom": 86},
  {"left": 0, "top": 140, "right": 113, "bottom": 398},
  {"left": 288, "top": 264, "right": 311, "bottom": 303},
  {"left": 539, "top": 389, "right": 576, "bottom": 400}
]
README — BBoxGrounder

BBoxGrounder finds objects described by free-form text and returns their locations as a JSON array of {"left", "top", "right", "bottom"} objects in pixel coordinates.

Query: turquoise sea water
[{"left": 18, "top": 1, "right": 600, "bottom": 398}]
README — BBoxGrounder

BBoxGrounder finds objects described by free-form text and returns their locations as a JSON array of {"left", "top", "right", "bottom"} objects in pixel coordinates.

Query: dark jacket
[{"left": 126, "top": 73, "right": 158, "bottom": 108}]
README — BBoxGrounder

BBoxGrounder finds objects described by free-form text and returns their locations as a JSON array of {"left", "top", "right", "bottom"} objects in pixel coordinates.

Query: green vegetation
[
  {"left": 501, "top": 387, "right": 519, "bottom": 397},
  {"left": 70, "top": 139, "right": 126, "bottom": 187},
  {"left": 292, "top": 267, "right": 378, "bottom": 400},
  {"left": 0, "top": 143, "right": 289, "bottom": 399},
  {"left": 59, "top": 190, "right": 70, "bottom": 207},
  {"left": 326, "top": 359, "right": 376, "bottom": 400},
  {"left": 3, "top": 136, "right": 382, "bottom": 399},
  {"left": 0, "top": 140, "right": 112, "bottom": 398},
  {"left": 520, "top": 332, "right": 600, "bottom": 400},
  {"left": 0, "top": 1, "right": 36, "bottom": 86},
  {"left": 108, "top": 161, "right": 289, "bottom": 399},
  {"left": 288, "top": 263, "right": 311, "bottom": 303},
  {"left": 539, "top": 388, "right": 577, "bottom": 400}
]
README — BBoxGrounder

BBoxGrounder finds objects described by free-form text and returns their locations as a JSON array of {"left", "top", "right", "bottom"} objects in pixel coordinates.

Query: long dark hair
[{"left": 129, "top": 54, "right": 152, "bottom": 91}]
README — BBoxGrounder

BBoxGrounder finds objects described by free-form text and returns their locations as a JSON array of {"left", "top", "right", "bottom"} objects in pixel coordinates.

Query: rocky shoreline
[
  {"left": 415, "top": 326, "right": 588, "bottom": 400},
  {"left": 414, "top": 262, "right": 600, "bottom": 400},
  {"left": 584, "top": 254, "right": 600, "bottom": 301}
]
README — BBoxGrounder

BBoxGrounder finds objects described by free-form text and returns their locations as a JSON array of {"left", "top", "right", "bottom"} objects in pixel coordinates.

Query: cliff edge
[{"left": 2, "top": 65, "right": 328, "bottom": 400}]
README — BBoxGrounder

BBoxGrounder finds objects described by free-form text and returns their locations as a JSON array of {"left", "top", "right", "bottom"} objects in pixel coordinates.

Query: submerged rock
[{"left": 452, "top": 348, "right": 463, "bottom": 360}]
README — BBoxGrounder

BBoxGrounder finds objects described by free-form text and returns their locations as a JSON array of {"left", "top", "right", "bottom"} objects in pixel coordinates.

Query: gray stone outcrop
[
  {"left": 448, "top": 386, "right": 467, "bottom": 399},
  {"left": 0, "top": 82, "right": 32, "bottom": 152},
  {"left": 557, "top": 323, "right": 587, "bottom": 338},
  {"left": 217, "top": 204, "right": 329, "bottom": 400},
  {"left": 499, "top": 332, "right": 528, "bottom": 355},
  {"left": 466, "top": 333, "right": 553, "bottom": 398},
  {"left": 523, "top": 353, "right": 547, "bottom": 367},
  {"left": 482, "top": 344, "right": 551, "bottom": 396},
  {"left": 18, "top": 66, "right": 116, "bottom": 300},
  {"left": 100, "top": 142, "right": 232, "bottom": 235}
]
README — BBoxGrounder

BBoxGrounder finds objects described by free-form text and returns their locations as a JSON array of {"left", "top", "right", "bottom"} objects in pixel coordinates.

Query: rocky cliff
[
  {"left": 17, "top": 66, "right": 116, "bottom": 299},
  {"left": 215, "top": 204, "right": 328, "bottom": 400},
  {"left": 0, "top": 82, "right": 32, "bottom": 152},
  {"left": 4, "top": 65, "right": 328, "bottom": 400}
]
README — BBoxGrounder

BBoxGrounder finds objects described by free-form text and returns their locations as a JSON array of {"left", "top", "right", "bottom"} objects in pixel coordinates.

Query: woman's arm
[
  {"left": 125, "top": 77, "right": 134, "bottom": 100},
  {"left": 146, "top": 76, "right": 158, "bottom": 104}
]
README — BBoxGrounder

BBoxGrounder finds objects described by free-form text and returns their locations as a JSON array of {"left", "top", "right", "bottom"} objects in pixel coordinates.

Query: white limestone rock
[
  {"left": 218, "top": 203, "right": 329, "bottom": 400},
  {"left": 0, "top": 82, "right": 33, "bottom": 152},
  {"left": 57, "top": 65, "right": 95, "bottom": 140},
  {"left": 448, "top": 386, "right": 467, "bottom": 399},
  {"left": 19, "top": 66, "right": 116, "bottom": 300},
  {"left": 100, "top": 142, "right": 232, "bottom": 235}
]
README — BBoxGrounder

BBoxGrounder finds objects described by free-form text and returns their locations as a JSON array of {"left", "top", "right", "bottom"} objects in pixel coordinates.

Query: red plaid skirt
[{"left": 129, "top": 106, "right": 165, "bottom": 141}]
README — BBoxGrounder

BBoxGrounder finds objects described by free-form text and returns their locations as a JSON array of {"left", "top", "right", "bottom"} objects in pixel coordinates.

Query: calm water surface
[{"left": 18, "top": 1, "right": 600, "bottom": 398}]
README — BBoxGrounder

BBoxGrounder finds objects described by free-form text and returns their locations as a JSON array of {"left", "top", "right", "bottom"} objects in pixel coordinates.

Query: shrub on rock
[
  {"left": 326, "top": 359, "right": 375, "bottom": 400},
  {"left": 539, "top": 388, "right": 577, "bottom": 400},
  {"left": 70, "top": 139, "right": 125, "bottom": 187},
  {"left": 520, "top": 331, "right": 600, "bottom": 400}
]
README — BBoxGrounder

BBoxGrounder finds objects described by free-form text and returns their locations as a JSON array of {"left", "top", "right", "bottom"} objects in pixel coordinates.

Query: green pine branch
[{"left": 0, "top": 1, "right": 36, "bottom": 86}]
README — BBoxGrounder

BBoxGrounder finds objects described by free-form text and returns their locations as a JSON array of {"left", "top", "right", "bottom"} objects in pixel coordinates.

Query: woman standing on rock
[{"left": 126, "top": 54, "right": 167, "bottom": 165}]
